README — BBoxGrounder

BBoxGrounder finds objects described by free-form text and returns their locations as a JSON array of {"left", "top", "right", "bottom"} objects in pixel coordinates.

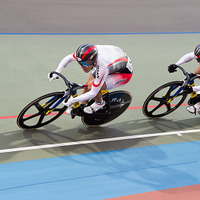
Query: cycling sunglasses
[{"left": 79, "top": 61, "right": 91, "bottom": 68}]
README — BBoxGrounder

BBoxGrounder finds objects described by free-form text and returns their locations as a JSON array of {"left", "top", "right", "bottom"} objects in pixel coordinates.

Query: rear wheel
[
  {"left": 17, "top": 92, "right": 67, "bottom": 129},
  {"left": 81, "top": 91, "right": 132, "bottom": 126}
]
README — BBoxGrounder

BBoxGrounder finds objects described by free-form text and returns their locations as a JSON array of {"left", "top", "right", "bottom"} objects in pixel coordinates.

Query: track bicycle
[
  {"left": 142, "top": 65, "right": 200, "bottom": 118},
  {"left": 17, "top": 71, "right": 132, "bottom": 129}
]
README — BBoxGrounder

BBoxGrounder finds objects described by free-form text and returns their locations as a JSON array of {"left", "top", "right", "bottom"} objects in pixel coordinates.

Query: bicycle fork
[
  {"left": 166, "top": 80, "right": 197, "bottom": 104},
  {"left": 45, "top": 90, "right": 81, "bottom": 116},
  {"left": 189, "top": 80, "right": 197, "bottom": 98},
  {"left": 43, "top": 91, "right": 70, "bottom": 115},
  {"left": 45, "top": 96, "right": 66, "bottom": 115}
]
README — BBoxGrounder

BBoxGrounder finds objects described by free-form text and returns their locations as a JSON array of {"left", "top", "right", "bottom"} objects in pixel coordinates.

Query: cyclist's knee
[
  {"left": 85, "top": 79, "right": 93, "bottom": 91},
  {"left": 85, "top": 74, "right": 94, "bottom": 89}
]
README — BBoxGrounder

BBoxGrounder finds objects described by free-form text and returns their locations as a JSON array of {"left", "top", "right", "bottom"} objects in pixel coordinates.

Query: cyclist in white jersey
[
  {"left": 168, "top": 44, "right": 200, "bottom": 114},
  {"left": 48, "top": 43, "right": 133, "bottom": 114}
]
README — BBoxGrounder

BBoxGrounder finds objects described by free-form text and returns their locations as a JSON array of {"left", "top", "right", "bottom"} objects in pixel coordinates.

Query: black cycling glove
[{"left": 168, "top": 64, "right": 178, "bottom": 73}]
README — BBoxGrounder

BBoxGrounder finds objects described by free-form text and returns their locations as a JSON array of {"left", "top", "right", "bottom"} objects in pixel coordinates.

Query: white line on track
[{"left": 0, "top": 129, "right": 200, "bottom": 154}]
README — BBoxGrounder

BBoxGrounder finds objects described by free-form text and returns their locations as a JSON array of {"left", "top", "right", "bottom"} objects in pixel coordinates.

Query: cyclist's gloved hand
[
  {"left": 63, "top": 96, "right": 74, "bottom": 107},
  {"left": 48, "top": 72, "right": 59, "bottom": 81},
  {"left": 183, "top": 85, "right": 193, "bottom": 94},
  {"left": 168, "top": 64, "right": 178, "bottom": 73}
]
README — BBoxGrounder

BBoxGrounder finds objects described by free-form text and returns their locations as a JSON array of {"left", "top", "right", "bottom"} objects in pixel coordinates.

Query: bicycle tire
[
  {"left": 81, "top": 91, "right": 132, "bottom": 126},
  {"left": 142, "top": 81, "right": 188, "bottom": 118},
  {"left": 17, "top": 92, "right": 67, "bottom": 129}
]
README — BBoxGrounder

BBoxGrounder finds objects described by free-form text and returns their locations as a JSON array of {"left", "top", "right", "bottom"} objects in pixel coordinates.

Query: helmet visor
[{"left": 78, "top": 61, "right": 91, "bottom": 68}]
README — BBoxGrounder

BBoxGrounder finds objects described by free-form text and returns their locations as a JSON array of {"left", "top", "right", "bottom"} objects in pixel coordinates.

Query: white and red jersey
[{"left": 55, "top": 45, "right": 133, "bottom": 103}]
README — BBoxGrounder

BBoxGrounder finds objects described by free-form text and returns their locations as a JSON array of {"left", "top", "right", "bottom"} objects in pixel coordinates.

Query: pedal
[
  {"left": 71, "top": 111, "right": 76, "bottom": 119},
  {"left": 188, "top": 94, "right": 200, "bottom": 105},
  {"left": 70, "top": 104, "right": 85, "bottom": 119}
]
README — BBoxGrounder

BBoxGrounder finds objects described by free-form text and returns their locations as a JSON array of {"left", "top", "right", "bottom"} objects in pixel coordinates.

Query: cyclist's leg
[
  {"left": 83, "top": 71, "right": 107, "bottom": 113},
  {"left": 84, "top": 73, "right": 132, "bottom": 102},
  {"left": 187, "top": 102, "right": 200, "bottom": 114},
  {"left": 82, "top": 72, "right": 107, "bottom": 104},
  {"left": 83, "top": 81, "right": 106, "bottom": 114},
  {"left": 84, "top": 77, "right": 106, "bottom": 104},
  {"left": 67, "top": 73, "right": 96, "bottom": 116},
  {"left": 105, "top": 73, "right": 132, "bottom": 90},
  {"left": 84, "top": 73, "right": 132, "bottom": 113},
  {"left": 81, "top": 73, "right": 95, "bottom": 104}
]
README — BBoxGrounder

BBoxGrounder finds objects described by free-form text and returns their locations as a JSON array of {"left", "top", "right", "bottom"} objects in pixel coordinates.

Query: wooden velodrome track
[{"left": 1, "top": 0, "right": 200, "bottom": 199}]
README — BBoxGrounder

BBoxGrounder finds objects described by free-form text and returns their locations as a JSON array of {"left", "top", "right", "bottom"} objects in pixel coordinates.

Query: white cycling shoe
[
  {"left": 84, "top": 101, "right": 105, "bottom": 114},
  {"left": 66, "top": 107, "right": 73, "bottom": 115},
  {"left": 187, "top": 102, "right": 200, "bottom": 115}
]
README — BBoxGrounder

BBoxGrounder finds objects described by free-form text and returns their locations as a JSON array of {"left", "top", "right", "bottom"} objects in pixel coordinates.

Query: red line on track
[
  {"left": 0, "top": 112, "right": 68, "bottom": 120},
  {"left": 127, "top": 103, "right": 188, "bottom": 110},
  {"left": 0, "top": 104, "right": 188, "bottom": 120}
]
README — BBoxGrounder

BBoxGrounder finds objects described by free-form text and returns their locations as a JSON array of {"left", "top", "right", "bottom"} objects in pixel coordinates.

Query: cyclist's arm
[
  {"left": 55, "top": 53, "right": 76, "bottom": 73},
  {"left": 176, "top": 52, "right": 195, "bottom": 65}
]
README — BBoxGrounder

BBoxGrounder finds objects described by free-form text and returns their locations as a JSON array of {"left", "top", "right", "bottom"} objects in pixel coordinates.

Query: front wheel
[
  {"left": 17, "top": 92, "right": 67, "bottom": 129},
  {"left": 81, "top": 91, "right": 132, "bottom": 126},
  {"left": 142, "top": 81, "right": 188, "bottom": 118}
]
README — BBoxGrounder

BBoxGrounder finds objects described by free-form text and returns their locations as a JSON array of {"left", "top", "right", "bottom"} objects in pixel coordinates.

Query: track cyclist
[
  {"left": 48, "top": 43, "right": 133, "bottom": 114},
  {"left": 168, "top": 44, "right": 200, "bottom": 114}
]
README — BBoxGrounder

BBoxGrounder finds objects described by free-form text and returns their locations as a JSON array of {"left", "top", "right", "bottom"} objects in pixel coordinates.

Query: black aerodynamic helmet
[
  {"left": 194, "top": 44, "right": 200, "bottom": 62},
  {"left": 75, "top": 43, "right": 98, "bottom": 65}
]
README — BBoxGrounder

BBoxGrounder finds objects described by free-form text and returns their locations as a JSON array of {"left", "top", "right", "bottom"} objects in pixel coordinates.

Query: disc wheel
[{"left": 81, "top": 91, "right": 132, "bottom": 126}]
